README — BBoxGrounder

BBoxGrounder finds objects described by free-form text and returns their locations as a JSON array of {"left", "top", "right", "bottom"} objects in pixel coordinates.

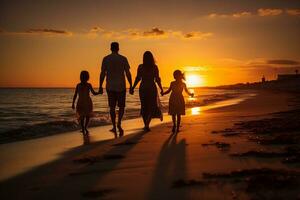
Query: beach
[{"left": 1, "top": 90, "right": 299, "bottom": 199}]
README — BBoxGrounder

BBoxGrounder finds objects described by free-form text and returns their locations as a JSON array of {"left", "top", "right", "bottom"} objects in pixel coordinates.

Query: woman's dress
[{"left": 137, "top": 64, "right": 162, "bottom": 119}]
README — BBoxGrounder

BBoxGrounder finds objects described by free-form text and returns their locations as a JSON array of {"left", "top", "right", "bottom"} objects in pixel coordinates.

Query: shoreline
[
  {"left": 0, "top": 90, "right": 297, "bottom": 199},
  {"left": 0, "top": 91, "right": 256, "bottom": 182},
  {"left": 0, "top": 90, "right": 253, "bottom": 144}
]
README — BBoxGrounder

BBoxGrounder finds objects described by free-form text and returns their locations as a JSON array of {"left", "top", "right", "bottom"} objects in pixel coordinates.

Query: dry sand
[{"left": 0, "top": 91, "right": 298, "bottom": 200}]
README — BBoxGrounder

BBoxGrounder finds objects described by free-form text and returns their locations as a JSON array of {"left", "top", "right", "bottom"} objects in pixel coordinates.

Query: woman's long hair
[{"left": 143, "top": 51, "right": 155, "bottom": 69}]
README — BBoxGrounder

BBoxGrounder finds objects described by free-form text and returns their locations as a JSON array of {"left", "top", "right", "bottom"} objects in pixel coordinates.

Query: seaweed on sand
[
  {"left": 172, "top": 179, "right": 206, "bottom": 188},
  {"left": 230, "top": 150, "right": 292, "bottom": 158},
  {"left": 202, "top": 141, "right": 231, "bottom": 150},
  {"left": 203, "top": 168, "right": 300, "bottom": 199}
]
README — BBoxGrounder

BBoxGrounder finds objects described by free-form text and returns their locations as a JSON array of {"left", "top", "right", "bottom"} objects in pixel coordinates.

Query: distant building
[{"left": 277, "top": 71, "right": 300, "bottom": 81}]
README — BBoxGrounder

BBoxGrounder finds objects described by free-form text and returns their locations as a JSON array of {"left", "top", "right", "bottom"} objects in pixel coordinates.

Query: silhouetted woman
[{"left": 131, "top": 51, "right": 163, "bottom": 132}]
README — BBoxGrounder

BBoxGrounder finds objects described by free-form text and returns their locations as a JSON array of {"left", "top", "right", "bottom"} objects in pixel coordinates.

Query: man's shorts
[{"left": 107, "top": 90, "right": 126, "bottom": 108}]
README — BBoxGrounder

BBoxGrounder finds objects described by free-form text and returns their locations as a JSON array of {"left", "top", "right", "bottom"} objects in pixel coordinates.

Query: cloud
[
  {"left": 245, "top": 58, "right": 300, "bottom": 67},
  {"left": 286, "top": 9, "right": 300, "bottom": 16},
  {"left": 89, "top": 26, "right": 104, "bottom": 33},
  {"left": 182, "top": 31, "right": 213, "bottom": 39},
  {"left": 226, "top": 58, "right": 300, "bottom": 71},
  {"left": 208, "top": 8, "right": 287, "bottom": 19},
  {"left": 274, "top": 66, "right": 300, "bottom": 73},
  {"left": 124, "top": 28, "right": 212, "bottom": 40},
  {"left": 267, "top": 59, "right": 299, "bottom": 65},
  {"left": 25, "top": 28, "right": 72, "bottom": 35},
  {"left": 125, "top": 27, "right": 168, "bottom": 39},
  {"left": 143, "top": 27, "right": 165, "bottom": 36},
  {"left": 208, "top": 11, "right": 252, "bottom": 19},
  {"left": 232, "top": 11, "right": 252, "bottom": 18},
  {"left": 0, "top": 28, "right": 72, "bottom": 36},
  {"left": 85, "top": 26, "right": 105, "bottom": 39},
  {"left": 0, "top": 26, "right": 212, "bottom": 41},
  {"left": 258, "top": 8, "right": 283, "bottom": 16}
]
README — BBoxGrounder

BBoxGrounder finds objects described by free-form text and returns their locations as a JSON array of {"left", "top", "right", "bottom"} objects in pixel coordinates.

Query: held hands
[
  {"left": 160, "top": 90, "right": 164, "bottom": 96},
  {"left": 98, "top": 87, "right": 103, "bottom": 95},
  {"left": 129, "top": 87, "right": 134, "bottom": 95},
  {"left": 190, "top": 93, "right": 194, "bottom": 98}
]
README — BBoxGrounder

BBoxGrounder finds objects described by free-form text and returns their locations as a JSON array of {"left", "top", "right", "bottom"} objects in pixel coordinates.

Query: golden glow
[
  {"left": 191, "top": 107, "right": 201, "bottom": 115},
  {"left": 1, "top": 1, "right": 299, "bottom": 88},
  {"left": 185, "top": 74, "right": 205, "bottom": 87}
]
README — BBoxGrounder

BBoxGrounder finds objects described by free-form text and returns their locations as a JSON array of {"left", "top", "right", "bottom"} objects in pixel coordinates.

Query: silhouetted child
[
  {"left": 72, "top": 70, "right": 98, "bottom": 134},
  {"left": 162, "top": 70, "right": 194, "bottom": 133}
]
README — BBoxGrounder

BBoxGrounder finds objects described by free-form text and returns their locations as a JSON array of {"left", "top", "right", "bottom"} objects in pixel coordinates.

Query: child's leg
[
  {"left": 80, "top": 117, "right": 85, "bottom": 134},
  {"left": 109, "top": 107, "right": 117, "bottom": 132},
  {"left": 176, "top": 114, "right": 181, "bottom": 132},
  {"left": 172, "top": 115, "right": 176, "bottom": 132},
  {"left": 85, "top": 116, "right": 90, "bottom": 133}
]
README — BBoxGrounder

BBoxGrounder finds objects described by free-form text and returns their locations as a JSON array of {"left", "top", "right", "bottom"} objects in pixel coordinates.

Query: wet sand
[{"left": 0, "top": 91, "right": 298, "bottom": 199}]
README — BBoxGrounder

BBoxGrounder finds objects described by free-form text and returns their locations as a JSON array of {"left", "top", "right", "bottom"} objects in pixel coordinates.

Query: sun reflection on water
[{"left": 191, "top": 107, "right": 201, "bottom": 115}]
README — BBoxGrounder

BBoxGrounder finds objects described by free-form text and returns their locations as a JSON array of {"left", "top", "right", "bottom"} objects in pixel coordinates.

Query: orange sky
[{"left": 0, "top": 0, "right": 300, "bottom": 87}]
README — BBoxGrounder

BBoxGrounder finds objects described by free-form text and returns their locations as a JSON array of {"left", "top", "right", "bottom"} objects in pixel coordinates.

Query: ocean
[{"left": 0, "top": 88, "right": 247, "bottom": 143}]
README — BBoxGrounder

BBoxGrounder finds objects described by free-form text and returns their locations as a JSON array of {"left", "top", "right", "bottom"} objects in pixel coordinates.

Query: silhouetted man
[{"left": 99, "top": 42, "right": 132, "bottom": 136}]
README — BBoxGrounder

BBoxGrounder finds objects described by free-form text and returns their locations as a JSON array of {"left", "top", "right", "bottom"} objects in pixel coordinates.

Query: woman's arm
[
  {"left": 154, "top": 66, "right": 163, "bottom": 92},
  {"left": 184, "top": 83, "right": 194, "bottom": 97},
  {"left": 72, "top": 85, "right": 78, "bottom": 109},
  {"left": 89, "top": 84, "right": 98, "bottom": 95}
]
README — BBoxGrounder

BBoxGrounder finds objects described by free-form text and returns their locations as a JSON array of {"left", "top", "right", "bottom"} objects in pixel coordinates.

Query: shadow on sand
[
  {"left": 0, "top": 130, "right": 147, "bottom": 199},
  {"left": 147, "top": 133, "right": 187, "bottom": 200}
]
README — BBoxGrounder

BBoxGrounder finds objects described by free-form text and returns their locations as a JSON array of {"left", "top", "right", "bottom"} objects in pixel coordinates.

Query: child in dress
[
  {"left": 72, "top": 71, "right": 98, "bottom": 134},
  {"left": 162, "top": 70, "right": 194, "bottom": 133}
]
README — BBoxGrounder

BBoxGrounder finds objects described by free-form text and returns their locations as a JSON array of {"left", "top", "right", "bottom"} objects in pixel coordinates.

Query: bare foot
[
  {"left": 172, "top": 126, "right": 176, "bottom": 133},
  {"left": 117, "top": 125, "right": 124, "bottom": 137},
  {"left": 143, "top": 127, "right": 150, "bottom": 132},
  {"left": 109, "top": 127, "right": 117, "bottom": 133}
]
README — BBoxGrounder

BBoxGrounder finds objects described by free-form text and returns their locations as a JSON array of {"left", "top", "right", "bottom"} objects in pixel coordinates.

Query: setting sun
[{"left": 185, "top": 74, "right": 205, "bottom": 87}]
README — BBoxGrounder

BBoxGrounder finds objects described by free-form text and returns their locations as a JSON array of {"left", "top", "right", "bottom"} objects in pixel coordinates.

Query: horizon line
[{"left": 0, "top": 86, "right": 213, "bottom": 89}]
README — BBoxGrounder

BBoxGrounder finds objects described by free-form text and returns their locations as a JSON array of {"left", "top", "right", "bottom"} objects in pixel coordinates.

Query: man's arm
[
  {"left": 99, "top": 58, "right": 107, "bottom": 94},
  {"left": 124, "top": 58, "right": 132, "bottom": 89}
]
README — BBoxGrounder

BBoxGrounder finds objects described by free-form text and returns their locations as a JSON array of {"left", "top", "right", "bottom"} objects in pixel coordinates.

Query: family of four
[{"left": 72, "top": 42, "right": 194, "bottom": 137}]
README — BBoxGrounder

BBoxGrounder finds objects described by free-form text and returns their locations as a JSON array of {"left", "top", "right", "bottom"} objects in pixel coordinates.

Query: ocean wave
[
  {"left": 0, "top": 89, "right": 245, "bottom": 144},
  {"left": 0, "top": 118, "right": 112, "bottom": 144}
]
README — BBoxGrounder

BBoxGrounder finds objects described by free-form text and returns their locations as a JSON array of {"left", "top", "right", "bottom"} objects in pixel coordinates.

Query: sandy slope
[{"left": 0, "top": 91, "right": 295, "bottom": 200}]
